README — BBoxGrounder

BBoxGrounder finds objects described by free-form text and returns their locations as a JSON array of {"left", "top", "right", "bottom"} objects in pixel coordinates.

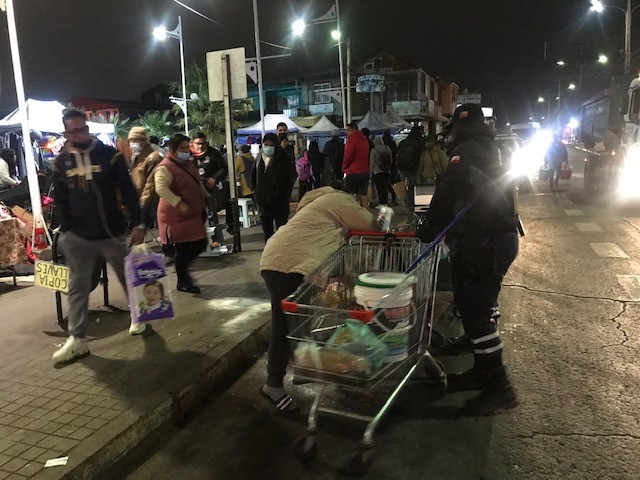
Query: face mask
[
  {"left": 130, "top": 142, "right": 142, "bottom": 152},
  {"left": 263, "top": 146, "right": 275, "bottom": 157},
  {"left": 177, "top": 152, "right": 191, "bottom": 161},
  {"left": 72, "top": 140, "right": 92, "bottom": 150}
]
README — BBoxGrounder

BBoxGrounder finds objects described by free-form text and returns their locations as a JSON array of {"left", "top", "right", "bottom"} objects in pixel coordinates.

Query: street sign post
[{"left": 206, "top": 48, "right": 248, "bottom": 253}]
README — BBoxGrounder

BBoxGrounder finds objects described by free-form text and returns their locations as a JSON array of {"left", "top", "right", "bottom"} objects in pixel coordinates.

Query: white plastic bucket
[{"left": 354, "top": 272, "right": 415, "bottom": 363}]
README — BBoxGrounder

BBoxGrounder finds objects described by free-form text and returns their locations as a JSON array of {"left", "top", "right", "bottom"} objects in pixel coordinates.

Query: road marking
[
  {"left": 616, "top": 275, "right": 640, "bottom": 300},
  {"left": 575, "top": 222, "right": 603, "bottom": 232},
  {"left": 565, "top": 209, "right": 584, "bottom": 216},
  {"left": 590, "top": 243, "right": 629, "bottom": 258}
]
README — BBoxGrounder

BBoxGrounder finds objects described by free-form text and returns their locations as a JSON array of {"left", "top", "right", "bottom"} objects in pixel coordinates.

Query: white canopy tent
[
  {"left": 237, "top": 113, "right": 307, "bottom": 135},
  {"left": 383, "top": 109, "right": 412, "bottom": 129},
  {"left": 305, "top": 115, "right": 341, "bottom": 135},
  {"left": 0, "top": 99, "right": 114, "bottom": 134},
  {"left": 357, "top": 111, "right": 398, "bottom": 134}
]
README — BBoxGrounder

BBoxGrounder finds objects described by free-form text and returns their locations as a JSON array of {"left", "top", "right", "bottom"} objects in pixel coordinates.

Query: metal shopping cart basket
[{"left": 282, "top": 230, "right": 447, "bottom": 475}]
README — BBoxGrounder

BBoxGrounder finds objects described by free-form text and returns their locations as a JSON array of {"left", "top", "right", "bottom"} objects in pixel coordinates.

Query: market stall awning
[
  {"left": 305, "top": 115, "right": 341, "bottom": 135},
  {"left": 0, "top": 99, "right": 114, "bottom": 134},
  {"left": 357, "top": 111, "right": 399, "bottom": 134},
  {"left": 237, "top": 113, "right": 307, "bottom": 135},
  {"left": 383, "top": 109, "right": 412, "bottom": 129}
]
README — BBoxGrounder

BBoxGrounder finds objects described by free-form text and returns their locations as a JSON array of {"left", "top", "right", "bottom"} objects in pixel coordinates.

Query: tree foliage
[
  {"left": 136, "top": 110, "right": 175, "bottom": 138},
  {"left": 170, "top": 63, "right": 253, "bottom": 145}
]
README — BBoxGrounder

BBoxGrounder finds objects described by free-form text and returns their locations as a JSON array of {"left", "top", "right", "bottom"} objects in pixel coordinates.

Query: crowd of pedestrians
[{"left": 47, "top": 106, "right": 525, "bottom": 416}]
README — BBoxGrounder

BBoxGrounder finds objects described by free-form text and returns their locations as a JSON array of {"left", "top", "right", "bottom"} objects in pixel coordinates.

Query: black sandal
[{"left": 259, "top": 388, "right": 299, "bottom": 412}]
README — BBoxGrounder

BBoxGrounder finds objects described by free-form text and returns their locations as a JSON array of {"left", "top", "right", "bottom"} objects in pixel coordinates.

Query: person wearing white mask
[
  {"left": 250, "top": 133, "right": 297, "bottom": 242},
  {"left": 155, "top": 134, "right": 207, "bottom": 293}
]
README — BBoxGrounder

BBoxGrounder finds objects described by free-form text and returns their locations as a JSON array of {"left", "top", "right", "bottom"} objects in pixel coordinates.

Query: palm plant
[
  {"left": 170, "top": 63, "right": 249, "bottom": 145},
  {"left": 110, "top": 113, "right": 131, "bottom": 140},
  {"left": 136, "top": 110, "right": 175, "bottom": 138}
]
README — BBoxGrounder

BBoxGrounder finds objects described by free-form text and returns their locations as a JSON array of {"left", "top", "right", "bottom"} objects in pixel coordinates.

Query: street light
[
  {"left": 568, "top": 83, "right": 577, "bottom": 90},
  {"left": 598, "top": 54, "right": 609, "bottom": 64},
  {"left": 291, "top": 2, "right": 348, "bottom": 127},
  {"left": 153, "top": 17, "right": 188, "bottom": 135},
  {"left": 538, "top": 96, "right": 545, "bottom": 103},
  {"left": 590, "top": 0, "right": 640, "bottom": 74},
  {"left": 557, "top": 60, "right": 566, "bottom": 66}
]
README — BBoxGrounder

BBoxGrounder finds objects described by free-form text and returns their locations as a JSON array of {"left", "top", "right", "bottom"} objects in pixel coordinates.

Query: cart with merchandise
[{"left": 282, "top": 212, "right": 465, "bottom": 475}]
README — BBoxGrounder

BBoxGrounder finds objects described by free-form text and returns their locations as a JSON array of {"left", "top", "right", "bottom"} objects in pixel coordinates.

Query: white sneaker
[
  {"left": 129, "top": 322, "right": 148, "bottom": 335},
  {"left": 52, "top": 336, "right": 90, "bottom": 363}
]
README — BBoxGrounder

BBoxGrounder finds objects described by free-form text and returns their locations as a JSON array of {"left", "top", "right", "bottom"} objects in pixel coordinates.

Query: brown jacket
[
  {"left": 131, "top": 145, "right": 162, "bottom": 205},
  {"left": 260, "top": 186, "right": 379, "bottom": 276}
]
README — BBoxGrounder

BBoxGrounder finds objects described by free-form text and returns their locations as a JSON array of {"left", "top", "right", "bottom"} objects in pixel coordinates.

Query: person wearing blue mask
[
  {"left": 250, "top": 133, "right": 297, "bottom": 242},
  {"left": 155, "top": 133, "right": 207, "bottom": 293}
]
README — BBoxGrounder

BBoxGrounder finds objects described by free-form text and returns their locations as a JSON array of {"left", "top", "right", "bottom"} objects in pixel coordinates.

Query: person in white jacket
[
  {"left": 0, "top": 149, "right": 20, "bottom": 190},
  {"left": 370, "top": 136, "right": 393, "bottom": 206}
]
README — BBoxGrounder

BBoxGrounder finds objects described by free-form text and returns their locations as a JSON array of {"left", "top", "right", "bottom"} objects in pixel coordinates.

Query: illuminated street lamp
[
  {"left": 153, "top": 17, "right": 188, "bottom": 135},
  {"left": 557, "top": 60, "right": 566, "bottom": 66},
  {"left": 292, "top": 2, "right": 348, "bottom": 126},
  {"left": 568, "top": 83, "right": 577, "bottom": 90},
  {"left": 598, "top": 53, "right": 609, "bottom": 64},
  {"left": 590, "top": 0, "right": 640, "bottom": 74},
  {"left": 538, "top": 96, "right": 545, "bottom": 103}
]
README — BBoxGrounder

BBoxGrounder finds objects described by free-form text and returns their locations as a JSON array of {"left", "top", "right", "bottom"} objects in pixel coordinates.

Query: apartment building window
[
  {"left": 385, "top": 80, "right": 411, "bottom": 102},
  {"left": 314, "top": 83, "right": 332, "bottom": 104}
]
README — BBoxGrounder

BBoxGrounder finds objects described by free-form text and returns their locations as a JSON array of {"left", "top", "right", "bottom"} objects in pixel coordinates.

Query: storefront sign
[
  {"left": 356, "top": 74, "right": 386, "bottom": 93},
  {"left": 457, "top": 93, "right": 482, "bottom": 105},
  {"left": 35, "top": 260, "right": 69, "bottom": 293},
  {"left": 309, "top": 103, "right": 335, "bottom": 115}
]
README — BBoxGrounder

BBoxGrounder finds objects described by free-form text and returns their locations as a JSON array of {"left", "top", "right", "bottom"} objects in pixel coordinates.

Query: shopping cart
[{"left": 282, "top": 230, "right": 447, "bottom": 475}]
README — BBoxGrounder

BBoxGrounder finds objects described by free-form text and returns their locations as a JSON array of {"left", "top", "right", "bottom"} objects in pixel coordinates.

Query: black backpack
[{"left": 396, "top": 139, "right": 421, "bottom": 172}]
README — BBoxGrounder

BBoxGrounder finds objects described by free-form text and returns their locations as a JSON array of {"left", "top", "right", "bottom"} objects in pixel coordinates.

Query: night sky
[{"left": 0, "top": 0, "right": 632, "bottom": 124}]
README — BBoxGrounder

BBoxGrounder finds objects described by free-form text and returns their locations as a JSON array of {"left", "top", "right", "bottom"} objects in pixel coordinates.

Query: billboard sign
[{"left": 356, "top": 74, "right": 386, "bottom": 93}]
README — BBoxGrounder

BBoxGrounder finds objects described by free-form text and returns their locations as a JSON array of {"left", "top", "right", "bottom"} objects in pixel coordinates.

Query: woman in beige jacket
[{"left": 259, "top": 182, "right": 380, "bottom": 411}]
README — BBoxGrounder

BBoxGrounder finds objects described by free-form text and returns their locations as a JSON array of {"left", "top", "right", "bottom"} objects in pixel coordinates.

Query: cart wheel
[
  {"left": 348, "top": 446, "right": 374, "bottom": 476},
  {"left": 293, "top": 435, "right": 317, "bottom": 462}
]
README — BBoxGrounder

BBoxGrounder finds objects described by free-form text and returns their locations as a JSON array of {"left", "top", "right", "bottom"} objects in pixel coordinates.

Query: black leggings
[
  {"left": 261, "top": 270, "right": 304, "bottom": 388},
  {"left": 174, "top": 238, "right": 206, "bottom": 285}
]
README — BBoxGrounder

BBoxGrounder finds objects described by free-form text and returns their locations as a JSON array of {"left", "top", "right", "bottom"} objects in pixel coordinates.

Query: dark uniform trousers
[{"left": 450, "top": 231, "right": 519, "bottom": 370}]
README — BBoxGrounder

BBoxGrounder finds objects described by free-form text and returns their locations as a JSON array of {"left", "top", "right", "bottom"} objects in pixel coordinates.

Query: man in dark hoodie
[
  {"left": 52, "top": 110, "right": 146, "bottom": 364},
  {"left": 191, "top": 132, "right": 228, "bottom": 226},
  {"left": 418, "top": 103, "right": 519, "bottom": 416}
]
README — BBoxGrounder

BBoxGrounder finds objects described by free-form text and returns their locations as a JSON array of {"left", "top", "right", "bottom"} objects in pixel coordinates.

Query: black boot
[
  {"left": 437, "top": 333, "right": 473, "bottom": 355},
  {"left": 464, "top": 366, "right": 518, "bottom": 416},
  {"left": 446, "top": 368, "right": 484, "bottom": 392}
]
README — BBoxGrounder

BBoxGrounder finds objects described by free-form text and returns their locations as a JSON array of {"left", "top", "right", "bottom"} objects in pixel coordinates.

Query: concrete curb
[{"left": 31, "top": 316, "right": 271, "bottom": 480}]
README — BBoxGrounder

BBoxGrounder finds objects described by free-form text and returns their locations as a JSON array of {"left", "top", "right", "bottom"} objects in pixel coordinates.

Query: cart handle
[
  {"left": 347, "top": 230, "right": 415, "bottom": 238},
  {"left": 281, "top": 300, "right": 299, "bottom": 313},
  {"left": 281, "top": 299, "right": 375, "bottom": 324}
]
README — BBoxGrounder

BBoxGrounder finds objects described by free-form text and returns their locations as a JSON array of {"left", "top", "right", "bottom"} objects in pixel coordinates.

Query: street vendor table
[{"left": 0, "top": 217, "right": 28, "bottom": 285}]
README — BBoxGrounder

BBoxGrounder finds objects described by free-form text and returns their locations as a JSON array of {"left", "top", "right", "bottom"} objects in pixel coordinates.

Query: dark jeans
[
  {"left": 174, "top": 238, "right": 206, "bottom": 286},
  {"left": 373, "top": 173, "right": 390, "bottom": 205},
  {"left": 549, "top": 163, "right": 562, "bottom": 189},
  {"left": 450, "top": 232, "right": 519, "bottom": 370},
  {"left": 262, "top": 270, "right": 304, "bottom": 388},
  {"left": 260, "top": 201, "right": 290, "bottom": 242}
]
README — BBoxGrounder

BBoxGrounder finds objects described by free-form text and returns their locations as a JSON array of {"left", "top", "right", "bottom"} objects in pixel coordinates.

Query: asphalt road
[{"left": 114, "top": 148, "right": 640, "bottom": 480}]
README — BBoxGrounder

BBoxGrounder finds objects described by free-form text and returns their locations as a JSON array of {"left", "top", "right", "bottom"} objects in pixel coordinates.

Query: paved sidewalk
[{"left": 0, "top": 226, "right": 271, "bottom": 480}]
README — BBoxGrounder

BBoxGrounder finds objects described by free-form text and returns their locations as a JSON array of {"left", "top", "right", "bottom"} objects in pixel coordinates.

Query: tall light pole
[
  {"left": 153, "top": 16, "right": 188, "bottom": 135},
  {"left": 591, "top": 0, "right": 640, "bottom": 74},
  {"left": 2, "top": 0, "right": 44, "bottom": 237},
  {"left": 292, "top": 3, "right": 348, "bottom": 127},
  {"left": 252, "top": 0, "right": 266, "bottom": 138}
]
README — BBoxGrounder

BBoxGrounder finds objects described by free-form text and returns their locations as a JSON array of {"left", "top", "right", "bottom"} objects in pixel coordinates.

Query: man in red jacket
[{"left": 342, "top": 122, "right": 371, "bottom": 207}]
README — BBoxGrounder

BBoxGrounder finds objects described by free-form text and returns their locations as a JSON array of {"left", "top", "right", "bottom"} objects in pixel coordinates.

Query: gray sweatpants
[{"left": 58, "top": 231, "right": 129, "bottom": 338}]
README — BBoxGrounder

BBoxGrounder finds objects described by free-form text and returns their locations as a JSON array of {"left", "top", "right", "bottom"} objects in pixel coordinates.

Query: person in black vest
[
  {"left": 382, "top": 130, "right": 399, "bottom": 206},
  {"left": 191, "top": 132, "right": 228, "bottom": 226},
  {"left": 545, "top": 134, "right": 568, "bottom": 191},
  {"left": 323, "top": 129, "right": 345, "bottom": 181},
  {"left": 418, "top": 103, "right": 519, "bottom": 415}
]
